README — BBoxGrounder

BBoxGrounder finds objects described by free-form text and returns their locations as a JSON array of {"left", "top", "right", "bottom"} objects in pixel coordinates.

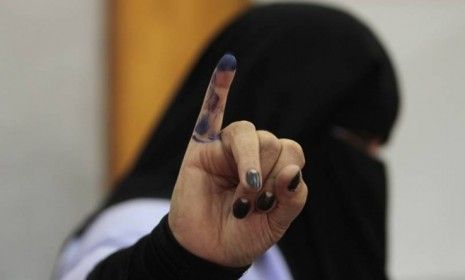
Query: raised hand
[{"left": 168, "top": 54, "right": 308, "bottom": 267}]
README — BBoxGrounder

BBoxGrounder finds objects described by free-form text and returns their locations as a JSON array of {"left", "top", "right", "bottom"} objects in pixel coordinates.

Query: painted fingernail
[
  {"left": 246, "top": 169, "right": 261, "bottom": 190},
  {"left": 256, "top": 191, "right": 275, "bottom": 211},
  {"left": 233, "top": 198, "right": 250, "bottom": 219},
  {"left": 217, "top": 53, "right": 237, "bottom": 71},
  {"left": 288, "top": 172, "right": 301, "bottom": 191}
]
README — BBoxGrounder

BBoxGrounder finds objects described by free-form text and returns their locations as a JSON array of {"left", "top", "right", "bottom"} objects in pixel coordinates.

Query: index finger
[{"left": 192, "top": 54, "right": 237, "bottom": 143}]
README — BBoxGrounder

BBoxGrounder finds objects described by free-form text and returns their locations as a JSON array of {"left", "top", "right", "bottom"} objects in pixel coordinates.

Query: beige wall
[{"left": 0, "top": 0, "right": 104, "bottom": 278}]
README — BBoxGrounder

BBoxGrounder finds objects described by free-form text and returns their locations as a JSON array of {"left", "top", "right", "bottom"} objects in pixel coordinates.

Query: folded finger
[
  {"left": 268, "top": 164, "right": 308, "bottom": 230},
  {"left": 221, "top": 121, "right": 262, "bottom": 219},
  {"left": 256, "top": 139, "right": 305, "bottom": 213}
]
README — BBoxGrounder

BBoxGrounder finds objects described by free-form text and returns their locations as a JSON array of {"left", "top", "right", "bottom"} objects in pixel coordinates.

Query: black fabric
[
  {"left": 78, "top": 3, "right": 399, "bottom": 280},
  {"left": 278, "top": 135, "right": 388, "bottom": 279},
  {"left": 88, "top": 215, "right": 249, "bottom": 279}
]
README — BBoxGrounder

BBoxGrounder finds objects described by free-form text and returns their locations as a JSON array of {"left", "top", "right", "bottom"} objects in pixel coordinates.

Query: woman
[{"left": 56, "top": 3, "right": 399, "bottom": 279}]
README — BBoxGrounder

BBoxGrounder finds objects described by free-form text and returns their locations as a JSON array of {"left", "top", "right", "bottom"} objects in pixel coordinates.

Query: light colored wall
[
  {"left": 0, "top": 0, "right": 104, "bottom": 279},
  {"left": 1, "top": 0, "right": 464, "bottom": 279},
  {"left": 257, "top": 1, "right": 465, "bottom": 279}
]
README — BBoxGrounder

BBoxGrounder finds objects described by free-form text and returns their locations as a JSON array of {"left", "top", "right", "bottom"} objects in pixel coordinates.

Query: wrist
[{"left": 157, "top": 214, "right": 250, "bottom": 278}]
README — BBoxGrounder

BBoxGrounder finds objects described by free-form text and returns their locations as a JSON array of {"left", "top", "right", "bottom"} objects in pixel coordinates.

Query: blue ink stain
[
  {"left": 192, "top": 134, "right": 207, "bottom": 143},
  {"left": 192, "top": 133, "right": 219, "bottom": 143},
  {"left": 207, "top": 90, "right": 220, "bottom": 112},
  {"left": 208, "top": 134, "right": 220, "bottom": 141},
  {"left": 194, "top": 114, "right": 209, "bottom": 135},
  {"left": 216, "top": 53, "right": 237, "bottom": 71}
]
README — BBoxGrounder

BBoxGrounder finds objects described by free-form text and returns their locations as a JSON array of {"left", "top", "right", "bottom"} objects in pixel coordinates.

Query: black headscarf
[{"left": 87, "top": 3, "right": 399, "bottom": 279}]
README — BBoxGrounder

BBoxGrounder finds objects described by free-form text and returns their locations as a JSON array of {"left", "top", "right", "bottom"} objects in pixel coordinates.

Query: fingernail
[
  {"left": 256, "top": 191, "right": 275, "bottom": 211},
  {"left": 233, "top": 198, "right": 250, "bottom": 219},
  {"left": 246, "top": 169, "right": 261, "bottom": 190},
  {"left": 288, "top": 172, "right": 301, "bottom": 191},
  {"left": 217, "top": 53, "right": 237, "bottom": 71}
]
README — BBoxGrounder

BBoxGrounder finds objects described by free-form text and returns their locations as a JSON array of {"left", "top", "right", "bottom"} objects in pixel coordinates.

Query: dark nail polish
[
  {"left": 256, "top": 191, "right": 275, "bottom": 211},
  {"left": 246, "top": 169, "right": 261, "bottom": 190},
  {"left": 288, "top": 172, "right": 301, "bottom": 191},
  {"left": 233, "top": 198, "right": 250, "bottom": 219},
  {"left": 217, "top": 54, "right": 237, "bottom": 71}
]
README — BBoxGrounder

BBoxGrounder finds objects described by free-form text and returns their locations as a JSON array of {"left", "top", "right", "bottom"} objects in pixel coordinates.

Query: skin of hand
[{"left": 168, "top": 54, "right": 309, "bottom": 267}]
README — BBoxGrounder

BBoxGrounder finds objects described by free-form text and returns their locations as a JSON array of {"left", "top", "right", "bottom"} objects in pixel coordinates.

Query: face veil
[
  {"left": 279, "top": 133, "right": 389, "bottom": 279},
  {"left": 85, "top": 3, "right": 399, "bottom": 279}
]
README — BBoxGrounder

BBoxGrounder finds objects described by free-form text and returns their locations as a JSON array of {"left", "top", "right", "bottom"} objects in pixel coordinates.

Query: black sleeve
[{"left": 87, "top": 215, "right": 250, "bottom": 280}]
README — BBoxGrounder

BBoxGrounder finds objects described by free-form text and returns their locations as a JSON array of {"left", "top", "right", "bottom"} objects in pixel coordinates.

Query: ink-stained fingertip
[{"left": 217, "top": 53, "right": 237, "bottom": 71}]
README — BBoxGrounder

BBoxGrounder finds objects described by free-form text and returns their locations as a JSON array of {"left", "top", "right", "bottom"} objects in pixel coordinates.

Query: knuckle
[
  {"left": 257, "top": 130, "right": 281, "bottom": 154},
  {"left": 231, "top": 120, "right": 256, "bottom": 131},
  {"left": 280, "top": 139, "right": 306, "bottom": 167},
  {"left": 222, "top": 121, "right": 254, "bottom": 140}
]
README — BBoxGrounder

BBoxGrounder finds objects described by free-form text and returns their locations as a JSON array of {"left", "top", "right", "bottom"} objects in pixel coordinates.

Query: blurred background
[{"left": 1, "top": 0, "right": 464, "bottom": 279}]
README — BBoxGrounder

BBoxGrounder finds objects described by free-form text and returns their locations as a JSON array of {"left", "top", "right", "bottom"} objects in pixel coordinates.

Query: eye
[{"left": 331, "top": 126, "right": 382, "bottom": 158}]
